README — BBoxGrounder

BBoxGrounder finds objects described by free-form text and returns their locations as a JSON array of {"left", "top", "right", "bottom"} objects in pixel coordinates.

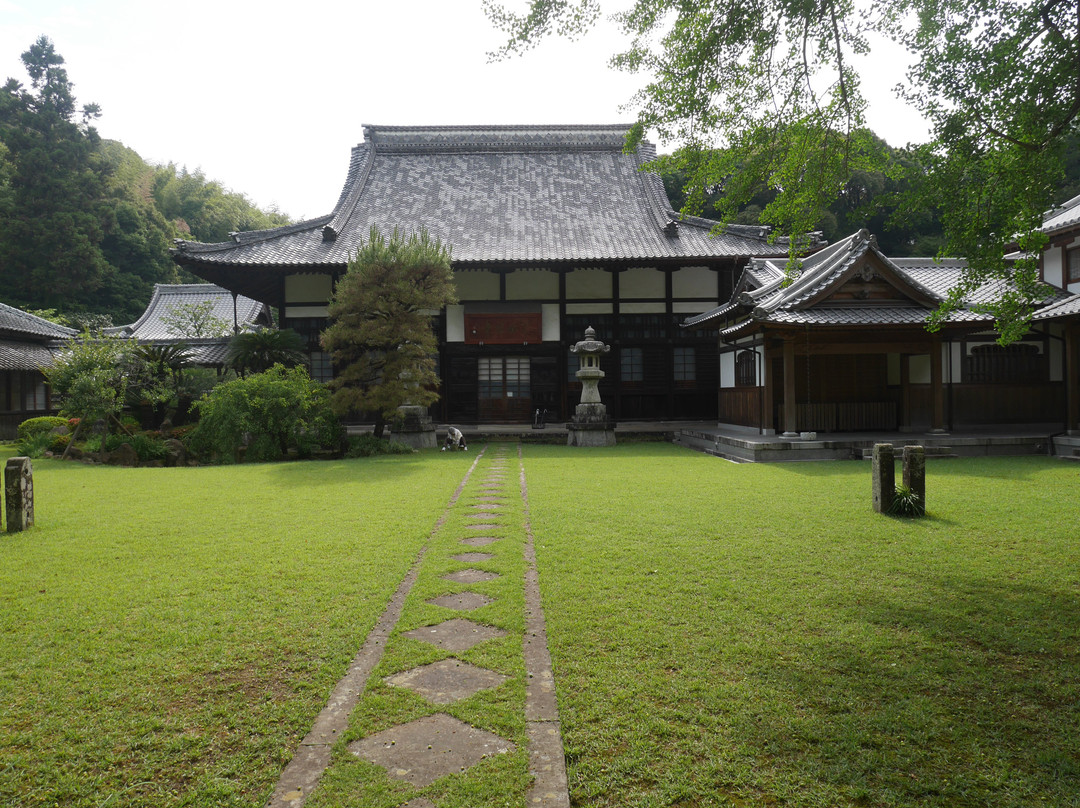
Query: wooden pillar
[
  {"left": 899, "top": 354, "right": 911, "bottom": 431},
  {"left": 929, "top": 335, "right": 946, "bottom": 433},
  {"left": 761, "top": 345, "right": 774, "bottom": 433},
  {"left": 782, "top": 337, "right": 798, "bottom": 436},
  {"left": 1067, "top": 323, "right": 1080, "bottom": 435}
]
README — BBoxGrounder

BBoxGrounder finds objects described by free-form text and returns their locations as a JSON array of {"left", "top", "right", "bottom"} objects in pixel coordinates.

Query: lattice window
[
  {"left": 673, "top": 347, "right": 696, "bottom": 382},
  {"left": 964, "top": 343, "right": 1046, "bottom": 383},
  {"left": 621, "top": 347, "right": 643, "bottom": 382},
  {"left": 1069, "top": 248, "right": 1080, "bottom": 283},
  {"left": 479, "top": 357, "right": 530, "bottom": 399},
  {"left": 735, "top": 351, "right": 757, "bottom": 387}
]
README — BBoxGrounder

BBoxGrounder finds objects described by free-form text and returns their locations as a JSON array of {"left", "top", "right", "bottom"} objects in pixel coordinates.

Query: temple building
[{"left": 171, "top": 124, "right": 798, "bottom": 423}]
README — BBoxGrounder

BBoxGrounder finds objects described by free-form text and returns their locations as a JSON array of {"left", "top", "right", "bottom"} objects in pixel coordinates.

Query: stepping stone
[
  {"left": 466, "top": 523, "right": 500, "bottom": 531},
  {"left": 401, "top": 799, "right": 437, "bottom": 808},
  {"left": 348, "top": 713, "right": 515, "bottom": 788},
  {"left": 442, "top": 568, "right": 499, "bottom": 584},
  {"left": 427, "top": 591, "right": 493, "bottom": 611},
  {"left": 472, "top": 503, "right": 502, "bottom": 510},
  {"left": 402, "top": 618, "right": 507, "bottom": 651},
  {"left": 467, "top": 511, "right": 500, "bottom": 520},
  {"left": 475, "top": 496, "right": 507, "bottom": 503},
  {"left": 452, "top": 552, "right": 494, "bottom": 563},
  {"left": 460, "top": 536, "right": 500, "bottom": 547},
  {"left": 385, "top": 658, "right": 508, "bottom": 704}
]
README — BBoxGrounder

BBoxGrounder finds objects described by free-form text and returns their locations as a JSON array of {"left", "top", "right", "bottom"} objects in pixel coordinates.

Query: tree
[
  {"left": 321, "top": 227, "right": 457, "bottom": 437},
  {"left": 487, "top": 0, "right": 1080, "bottom": 340},
  {"left": 160, "top": 300, "right": 231, "bottom": 338},
  {"left": 188, "top": 365, "right": 341, "bottom": 463},
  {"left": 226, "top": 327, "right": 307, "bottom": 376}
]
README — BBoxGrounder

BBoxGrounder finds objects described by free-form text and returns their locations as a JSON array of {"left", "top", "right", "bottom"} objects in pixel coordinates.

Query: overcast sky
[{"left": 1, "top": 0, "right": 929, "bottom": 222}]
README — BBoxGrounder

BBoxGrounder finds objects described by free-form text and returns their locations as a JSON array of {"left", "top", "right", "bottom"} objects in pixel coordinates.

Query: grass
[
  {"left": 523, "top": 444, "right": 1080, "bottom": 807},
  {"left": 1, "top": 442, "right": 1078, "bottom": 807}
]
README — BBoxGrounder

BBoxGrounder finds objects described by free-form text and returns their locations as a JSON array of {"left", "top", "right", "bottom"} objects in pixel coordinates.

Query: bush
[
  {"left": 888, "top": 483, "right": 926, "bottom": 518},
  {"left": 16, "top": 431, "right": 54, "bottom": 458},
  {"left": 345, "top": 434, "right": 416, "bottom": 458},
  {"left": 188, "top": 365, "right": 342, "bottom": 464},
  {"left": 129, "top": 432, "right": 167, "bottom": 462},
  {"left": 17, "top": 416, "right": 68, "bottom": 441}
]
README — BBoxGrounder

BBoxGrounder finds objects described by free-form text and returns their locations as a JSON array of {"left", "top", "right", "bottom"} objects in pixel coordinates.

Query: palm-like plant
[{"left": 226, "top": 328, "right": 307, "bottom": 376}]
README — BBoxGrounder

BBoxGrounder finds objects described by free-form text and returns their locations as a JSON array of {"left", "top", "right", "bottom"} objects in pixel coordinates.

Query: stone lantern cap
[{"left": 569, "top": 326, "right": 610, "bottom": 356}]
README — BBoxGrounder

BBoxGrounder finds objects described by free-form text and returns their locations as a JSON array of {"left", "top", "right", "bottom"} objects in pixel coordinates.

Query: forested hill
[{"left": 0, "top": 37, "right": 290, "bottom": 326}]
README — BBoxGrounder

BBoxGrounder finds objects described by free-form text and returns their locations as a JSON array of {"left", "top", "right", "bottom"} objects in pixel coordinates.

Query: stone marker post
[
  {"left": 5, "top": 456, "right": 33, "bottom": 532},
  {"left": 871, "top": 443, "right": 894, "bottom": 514},
  {"left": 903, "top": 444, "right": 926, "bottom": 510}
]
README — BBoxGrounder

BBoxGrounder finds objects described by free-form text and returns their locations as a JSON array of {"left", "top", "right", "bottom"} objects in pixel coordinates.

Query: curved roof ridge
[
  {"left": 323, "top": 141, "right": 378, "bottom": 242},
  {"left": 173, "top": 215, "right": 333, "bottom": 255},
  {"left": 361, "top": 123, "right": 632, "bottom": 153},
  {"left": 0, "top": 300, "right": 78, "bottom": 338}
]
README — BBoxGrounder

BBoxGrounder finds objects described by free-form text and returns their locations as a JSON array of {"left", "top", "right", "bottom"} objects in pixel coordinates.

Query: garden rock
[
  {"left": 111, "top": 443, "right": 140, "bottom": 467},
  {"left": 163, "top": 439, "right": 187, "bottom": 467}
]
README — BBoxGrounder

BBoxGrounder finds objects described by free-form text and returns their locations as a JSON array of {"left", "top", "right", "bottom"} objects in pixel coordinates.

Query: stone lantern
[{"left": 566, "top": 326, "right": 616, "bottom": 447}]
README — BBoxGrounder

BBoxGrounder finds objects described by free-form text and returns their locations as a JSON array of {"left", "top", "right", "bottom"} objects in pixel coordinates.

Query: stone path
[{"left": 265, "top": 443, "right": 569, "bottom": 807}]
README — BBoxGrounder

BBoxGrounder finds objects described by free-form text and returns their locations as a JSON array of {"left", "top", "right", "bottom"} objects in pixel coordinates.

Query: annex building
[{"left": 172, "top": 124, "right": 799, "bottom": 424}]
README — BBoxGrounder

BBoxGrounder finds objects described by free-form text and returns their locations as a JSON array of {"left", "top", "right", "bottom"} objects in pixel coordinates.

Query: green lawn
[{"left": 1, "top": 443, "right": 1077, "bottom": 807}]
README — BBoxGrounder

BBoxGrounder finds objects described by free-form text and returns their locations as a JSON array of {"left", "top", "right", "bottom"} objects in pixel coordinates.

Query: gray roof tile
[
  {"left": 174, "top": 124, "right": 791, "bottom": 270},
  {"left": 0, "top": 301, "right": 78, "bottom": 340},
  {"left": 108, "top": 284, "right": 269, "bottom": 341}
]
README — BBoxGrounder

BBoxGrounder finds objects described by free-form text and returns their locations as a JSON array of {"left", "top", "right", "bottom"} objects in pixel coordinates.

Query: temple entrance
[{"left": 478, "top": 356, "right": 532, "bottom": 422}]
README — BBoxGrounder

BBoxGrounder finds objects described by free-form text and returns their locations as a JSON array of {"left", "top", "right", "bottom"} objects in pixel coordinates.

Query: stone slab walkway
[{"left": 264, "top": 443, "right": 569, "bottom": 807}]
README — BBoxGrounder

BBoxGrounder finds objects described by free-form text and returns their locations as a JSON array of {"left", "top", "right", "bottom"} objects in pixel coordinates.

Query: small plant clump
[
  {"left": 345, "top": 434, "right": 415, "bottom": 458},
  {"left": 888, "top": 483, "right": 925, "bottom": 517}
]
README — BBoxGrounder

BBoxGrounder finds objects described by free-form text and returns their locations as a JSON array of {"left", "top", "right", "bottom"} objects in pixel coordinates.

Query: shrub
[
  {"left": 17, "top": 416, "right": 68, "bottom": 441},
  {"left": 345, "top": 434, "right": 416, "bottom": 458},
  {"left": 16, "top": 431, "right": 54, "bottom": 458},
  {"left": 188, "top": 365, "right": 342, "bottom": 464},
  {"left": 888, "top": 483, "right": 926, "bottom": 518},
  {"left": 129, "top": 432, "right": 167, "bottom": 462}
]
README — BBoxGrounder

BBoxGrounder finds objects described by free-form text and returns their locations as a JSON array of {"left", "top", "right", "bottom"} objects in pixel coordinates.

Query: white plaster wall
[
  {"left": 284, "top": 305, "right": 328, "bottom": 318},
  {"left": 285, "top": 273, "right": 332, "bottom": 303},
  {"left": 446, "top": 304, "right": 465, "bottom": 342},
  {"left": 673, "top": 301, "right": 713, "bottom": 314},
  {"left": 1044, "top": 248, "right": 1064, "bottom": 288},
  {"left": 542, "top": 304, "right": 561, "bottom": 341},
  {"left": 946, "top": 342, "right": 962, "bottom": 384},
  {"left": 565, "top": 302, "right": 613, "bottom": 314},
  {"left": 455, "top": 271, "right": 500, "bottom": 300},
  {"left": 672, "top": 266, "right": 716, "bottom": 298},
  {"left": 620, "top": 267, "right": 665, "bottom": 298},
  {"left": 910, "top": 354, "right": 931, "bottom": 384},
  {"left": 506, "top": 270, "right": 558, "bottom": 300},
  {"left": 720, "top": 352, "right": 735, "bottom": 388},
  {"left": 565, "top": 269, "right": 612, "bottom": 299},
  {"left": 621, "top": 301, "right": 666, "bottom": 313}
]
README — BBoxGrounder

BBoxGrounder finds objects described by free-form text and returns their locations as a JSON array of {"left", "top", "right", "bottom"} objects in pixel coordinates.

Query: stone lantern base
[
  {"left": 393, "top": 405, "right": 437, "bottom": 450},
  {"left": 566, "top": 403, "right": 617, "bottom": 447}
]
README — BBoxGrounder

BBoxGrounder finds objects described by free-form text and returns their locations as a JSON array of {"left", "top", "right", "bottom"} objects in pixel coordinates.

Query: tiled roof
[
  {"left": 108, "top": 284, "right": 269, "bottom": 341},
  {"left": 685, "top": 229, "right": 1080, "bottom": 334},
  {"left": 173, "top": 124, "right": 792, "bottom": 270},
  {"left": 1041, "top": 192, "right": 1080, "bottom": 235},
  {"left": 0, "top": 301, "right": 77, "bottom": 340},
  {"left": 0, "top": 339, "right": 61, "bottom": 371}
]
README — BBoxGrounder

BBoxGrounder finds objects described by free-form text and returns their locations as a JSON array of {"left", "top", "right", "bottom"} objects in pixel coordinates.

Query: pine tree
[{"left": 321, "top": 227, "right": 456, "bottom": 437}]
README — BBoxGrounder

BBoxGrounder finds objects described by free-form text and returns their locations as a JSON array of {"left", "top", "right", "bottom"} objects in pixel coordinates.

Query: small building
[
  {"left": 172, "top": 124, "right": 802, "bottom": 423},
  {"left": 109, "top": 283, "right": 272, "bottom": 367},
  {"left": 0, "top": 302, "right": 76, "bottom": 439},
  {"left": 685, "top": 230, "right": 1080, "bottom": 435}
]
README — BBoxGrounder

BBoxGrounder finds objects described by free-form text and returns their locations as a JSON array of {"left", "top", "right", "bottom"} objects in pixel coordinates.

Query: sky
[{"left": 0, "top": 0, "right": 930, "bottom": 222}]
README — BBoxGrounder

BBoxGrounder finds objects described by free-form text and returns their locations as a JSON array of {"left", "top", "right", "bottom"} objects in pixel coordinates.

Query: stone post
[
  {"left": 393, "top": 405, "right": 437, "bottom": 450},
  {"left": 902, "top": 444, "right": 926, "bottom": 510},
  {"left": 5, "top": 456, "right": 34, "bottom": 532},
  {"left": 871, "top": 443, "right": 894, "bottom": 514}
]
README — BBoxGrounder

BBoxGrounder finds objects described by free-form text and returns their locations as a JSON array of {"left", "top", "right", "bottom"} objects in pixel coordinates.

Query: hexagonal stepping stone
[
  {"left": 348, "top": 713, "right": 515, "bottom": 787},
  {"left": 385, "top": 658, "right": 508, "bottom": 704},
  {"left": 460, "top": 535, "right": 500, "bottom": 547},
  {"left": 466, "top": 524, "right": 501, "bottom": 533},
  {"left": 472, "top": 503, "right": 502, "bottom": 511},
  {"left": 451, "top": 552, "right": 494, "bottom": 563},
  {"left": 467, "top": 511, "right": 501, "bottom": 520},
  {"left": 402, "top": 618, "right": 507, "bottom": 651},
  {"left": 427, "top": 591, "right": 493, "bottom": 611},
  {"left": 442, "top": 568, "right": 499, "bottom": 584}
]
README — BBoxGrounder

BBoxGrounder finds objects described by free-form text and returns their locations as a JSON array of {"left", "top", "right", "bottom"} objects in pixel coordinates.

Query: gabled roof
[
  {"left": 0, "top": 301, "right": 77, "bottom": 341},
  {"left": 1041, "top": 192, "right": 1080, "bottom": 236},
  {"left": 108, "top": 284, "right": 269, "bottom": 341},
  {"left": 684, "top": 230, "right": 1080, "bottom": 336},
  {"left": 173, "top": 124, "right": 792, "bottom": 281}
]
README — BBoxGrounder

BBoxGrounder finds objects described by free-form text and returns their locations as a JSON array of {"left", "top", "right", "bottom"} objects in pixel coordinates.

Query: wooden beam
[
  {"left": 930, "top": 335, "right": 946, "bottom": 432},
  {"left": 782, "top": 337, "right": 797, "bottom": 436}
]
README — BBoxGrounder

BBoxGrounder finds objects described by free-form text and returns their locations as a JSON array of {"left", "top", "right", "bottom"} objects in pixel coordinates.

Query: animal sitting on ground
[{"left": 442, "top": 427, "right": 468, "bottom": 451}]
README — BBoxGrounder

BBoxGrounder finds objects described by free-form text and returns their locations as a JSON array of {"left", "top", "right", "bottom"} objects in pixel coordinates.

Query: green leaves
[{"left": 322, "top": 226, "right": 457, "bottom": 423}]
